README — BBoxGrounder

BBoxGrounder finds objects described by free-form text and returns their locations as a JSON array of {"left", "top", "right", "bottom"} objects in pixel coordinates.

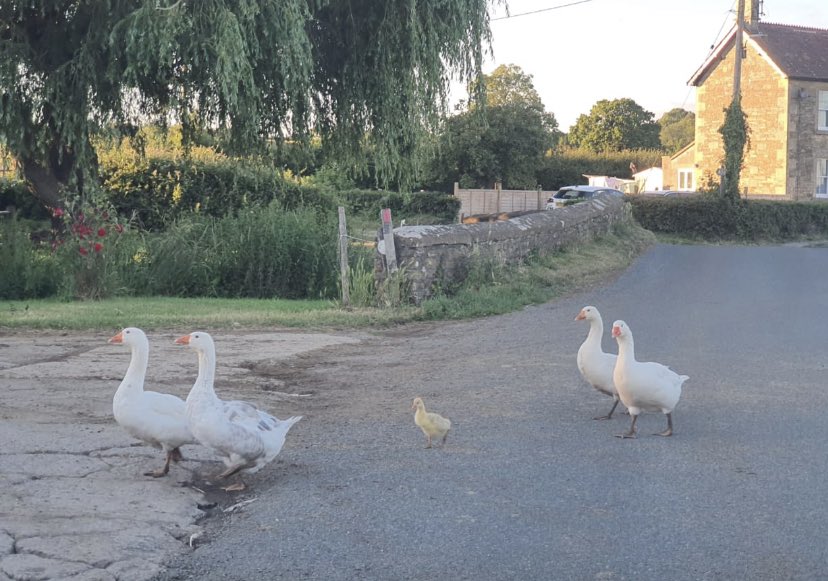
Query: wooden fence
[{"left": 453, "top": 182, "right": 555, "bottom": 220}]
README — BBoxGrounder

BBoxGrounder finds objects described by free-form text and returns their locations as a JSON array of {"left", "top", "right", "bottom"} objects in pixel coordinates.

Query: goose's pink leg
[
  {"left": 654, "top": 413, "right": 674, "bottom": 437},
  {"left": 615, "top": 414, "right": 638, "bottom": 439}
]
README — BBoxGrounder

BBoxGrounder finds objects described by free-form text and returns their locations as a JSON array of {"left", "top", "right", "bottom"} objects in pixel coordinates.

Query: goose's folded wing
[{"left": 144, "top": 391, "right": 187, "bottom": 420}]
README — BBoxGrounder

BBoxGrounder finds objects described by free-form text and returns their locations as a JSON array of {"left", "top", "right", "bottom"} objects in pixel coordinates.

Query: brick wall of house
[
  {"left": 788, "top": 81, "right": 828, "bottom": 199},
  {"left": 695, "top": 40, "right": 789, "bottom": 196},
  {"left": 660, "top": 145, "right": 696, "bottom": 191}
]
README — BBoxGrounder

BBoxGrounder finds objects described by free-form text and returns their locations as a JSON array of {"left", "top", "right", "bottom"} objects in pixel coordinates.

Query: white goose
[
  {"left": 611, "top": 320, "right": 688, "bottom": 438},
  {"left": 575, "top": 306, "right": 622, "bottom": 420},
  {"left": 175, "top": 331, "right": 302, "bottom": 491},
  {"left": 109, "top": 327, "right": 196, "bottom": 477}
]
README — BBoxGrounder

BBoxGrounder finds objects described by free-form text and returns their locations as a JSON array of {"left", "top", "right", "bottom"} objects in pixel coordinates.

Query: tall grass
[
  {"left": 131, "top": 204, "right": 339, "bottom": 299},
  {"left": 0, "top": 217, "right": 62, "bottom": 299}
]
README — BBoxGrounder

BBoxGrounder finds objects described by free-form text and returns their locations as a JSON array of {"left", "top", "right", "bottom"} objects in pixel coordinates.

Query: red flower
[
  {"left": 93, "top": 243, "right": 103, "bottom": 253},
  {"left": 114, "top": 224, "right": 124, "bottom": 233},
  {"left": 97, "top": 227, "right": 107, "bottom": 237},
  {"left": 52, "top": 208, "right": 64, "bottom": 218},
  {"left": 79, "top": 247, "right": 88, "bottom": 256}
]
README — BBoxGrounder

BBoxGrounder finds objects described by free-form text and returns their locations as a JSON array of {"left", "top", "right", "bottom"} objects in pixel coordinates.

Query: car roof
[{"left": 557, "top": 185, "right": 610, "bottom": 192}]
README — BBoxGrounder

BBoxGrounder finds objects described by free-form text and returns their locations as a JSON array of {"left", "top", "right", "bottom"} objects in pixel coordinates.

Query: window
[
  {"left": 820, "top": 91, "right": 828, "bottom": 132},
  {"left": 817, "top": 159, "right": 828, "bottom": 197},
  {"left": 678, "top": 169, "right": 694, "bottom": 191}
]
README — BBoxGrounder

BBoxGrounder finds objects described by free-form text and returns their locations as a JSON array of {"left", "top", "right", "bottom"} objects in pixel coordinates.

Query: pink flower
[
  {"left": 97, "top": 228, "right": 106, "bottom": 237},
  {"left": 93, "top": 243, "right": 103, "bottom": 253},
  {"left": 79, "top": 247, "right": 88, "bottom": 256},
  {"left": 114, "top": 224, "right": 124, "bottom": 233},
  {"left": 52, "top": 208, "right": 64, "bottom": 218}
]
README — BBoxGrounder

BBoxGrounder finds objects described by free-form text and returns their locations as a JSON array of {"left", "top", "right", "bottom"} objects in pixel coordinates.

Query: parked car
[{"left": 545, "top": 185, "right": 624, "bottom": 210}]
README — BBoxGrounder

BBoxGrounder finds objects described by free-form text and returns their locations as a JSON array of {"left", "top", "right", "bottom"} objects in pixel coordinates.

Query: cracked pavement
[{"left": 0, "top": 329, "right": 362, "bottom": 581}]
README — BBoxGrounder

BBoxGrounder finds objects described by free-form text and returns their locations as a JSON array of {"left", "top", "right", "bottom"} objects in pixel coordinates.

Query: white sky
[{"left": 468, "top": 0, "right": 828, "bottom": 131}]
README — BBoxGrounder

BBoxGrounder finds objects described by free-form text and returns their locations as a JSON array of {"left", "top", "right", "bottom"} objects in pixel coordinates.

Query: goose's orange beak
[
  {"left": 108, "top": 331, "right": 123, "bottom": 344},
  {"left": 612, "top": 326, "right": 621, "bottom": 338},
  {"left": 174, "top": 334, "right": 191, "bottom": 345},
  {"left": 575, "top": 310, "right": 586, "bottom": 321}
]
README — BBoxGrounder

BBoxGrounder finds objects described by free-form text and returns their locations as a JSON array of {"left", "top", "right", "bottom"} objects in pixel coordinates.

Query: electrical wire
[{"left": 492, "top": 0, "right": 596, "bottom": 21}]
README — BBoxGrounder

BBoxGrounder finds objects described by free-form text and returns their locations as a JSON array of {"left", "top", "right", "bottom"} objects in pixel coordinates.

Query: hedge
[
  {"left": 100, "top": 155, "right": 336, "bottom": 230},
  {"left": 537, "top": 148, "right": 664, "bottom": 190},
  {"left": 627, "top": 195, "right": 828, "bottom": 240},
  {"left": 333, "top": 188, "right": 460, "bottom": 223}
]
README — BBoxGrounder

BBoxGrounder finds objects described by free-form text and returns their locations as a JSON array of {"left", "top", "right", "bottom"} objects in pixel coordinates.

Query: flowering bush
[{"left": 53, "top": 201, "right": 128, "bottom": 299}]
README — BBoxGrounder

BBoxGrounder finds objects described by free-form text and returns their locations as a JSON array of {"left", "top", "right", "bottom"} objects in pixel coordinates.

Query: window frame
[
  {"left": 819, "top": 90, "right": 828, "bottom": 132},
  {"left": 677, "top": 168, "right": 694, "bottom": 191},
  {"left": 816, "top": 158, "right": 828, "bottom": 198}
]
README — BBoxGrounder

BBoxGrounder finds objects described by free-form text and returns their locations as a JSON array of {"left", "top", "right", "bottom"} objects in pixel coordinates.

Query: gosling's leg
[
  {"left": 615, "top": 414, "right": 638, "bottom": 439},
  {"left": 170, "top": 447, "right": 184, "bottom": 462},
  {"left": 655, "top": 413, "right": 674, "bottom": 437},
  {"left": 441, "top": 431, "right": 449, "bottom": 447},
  {"left": 425, "top": 434, "right": 433, "bottom": 449},
  {"left": 145, "top": 450, "right": 172, "bottom": 478},
  {"left": 594, "top": 397, "right": 620, "bottom": 421}
]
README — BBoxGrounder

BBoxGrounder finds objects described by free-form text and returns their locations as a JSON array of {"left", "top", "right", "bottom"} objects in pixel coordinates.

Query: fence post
[
  {"left": 337, "top": 206, "right": 350, "bottom": 307},
  {"left": 380, "top": 208, "right": 398, "bottom": 272}
]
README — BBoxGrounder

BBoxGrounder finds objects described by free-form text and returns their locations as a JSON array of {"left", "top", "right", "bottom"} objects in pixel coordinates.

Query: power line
[{"left": 491, "top": 0, "right": 597, "bottom": 21}]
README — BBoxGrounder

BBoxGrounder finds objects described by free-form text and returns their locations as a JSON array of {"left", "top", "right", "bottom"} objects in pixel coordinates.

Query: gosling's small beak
[
  {"left": 174, "top": 334, "right": 191, "bottom": 345},
  {"left": 108, "top": 331, "right": 123, "bottom": 344},
  {"left": 612, "top": 326, "right": 621, "bottom": 338},
  {"left": 575, "top": 310, "right": 586, "bottom": 321}
]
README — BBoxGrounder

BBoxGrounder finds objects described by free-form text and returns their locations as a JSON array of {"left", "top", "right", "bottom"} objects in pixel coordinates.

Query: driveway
[
  {"left": 3, "top": 243, "right": 828, "bottom": 580},
  {"left": 155, "top": 243, "right": 828, "bottom": 580}
]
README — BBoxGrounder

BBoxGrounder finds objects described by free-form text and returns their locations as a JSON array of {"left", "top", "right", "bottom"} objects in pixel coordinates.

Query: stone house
[{"left": 672, "top": 10, "right": 828, "bottom": 199}]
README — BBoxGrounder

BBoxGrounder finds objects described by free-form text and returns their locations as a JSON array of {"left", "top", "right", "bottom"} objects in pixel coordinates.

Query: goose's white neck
[
  {"left": 585, "top": 315, "right": 605, "bottom": 347},
  {"left": 616, "top": 333, "right": 636, "bottom": 362},
  {"left": 190, "top": 346, "right": 218, "bottom": 400},
  {"left": 115, "top": 341, "right": 148, "bottom": 399}
]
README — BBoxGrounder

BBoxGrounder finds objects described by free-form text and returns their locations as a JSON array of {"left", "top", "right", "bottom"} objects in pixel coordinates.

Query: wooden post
[
  {"left": 733, "top": 0, "right": 745, "bottom": 100},
  {"left": 380, "top": 208, "right": 398, "bottom": 272},
  {"left": 337, "top": 206, "right": 350, "bottom": 307}
]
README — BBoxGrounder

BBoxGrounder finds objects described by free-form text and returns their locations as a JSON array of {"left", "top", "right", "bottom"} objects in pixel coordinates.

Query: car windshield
[{"left": 556, "top": 189, "right": 585, "bottom": 200}]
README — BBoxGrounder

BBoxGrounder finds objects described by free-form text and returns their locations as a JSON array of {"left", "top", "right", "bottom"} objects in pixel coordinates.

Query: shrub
[
  {"left": 628, "top": 196, "right": 828, "bottom": 241},
  {"left": 0, "top": 179, "right": 50, "bottom": 220},
  {"left": 0, "top": 216, "right": 62, "bottom": 299}
]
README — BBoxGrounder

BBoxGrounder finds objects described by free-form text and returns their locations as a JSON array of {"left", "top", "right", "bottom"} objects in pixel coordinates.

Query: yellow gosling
[{"left": 411, "top": 397, "right": 451, "bottom": 449}]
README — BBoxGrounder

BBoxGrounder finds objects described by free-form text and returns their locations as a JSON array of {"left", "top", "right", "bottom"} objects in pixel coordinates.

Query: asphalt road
[{"left": 155, "top": 243, "right": 828, "bottom": 581}]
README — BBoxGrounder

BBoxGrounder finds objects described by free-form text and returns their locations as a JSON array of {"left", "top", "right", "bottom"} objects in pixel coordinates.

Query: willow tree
[{"left": 0, "top": 0, "right": 493, "bottom": 209}]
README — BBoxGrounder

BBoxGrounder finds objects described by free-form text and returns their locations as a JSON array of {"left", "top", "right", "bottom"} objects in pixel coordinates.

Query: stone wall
[{"left": 377, "top": 195, "right": 627, "bottom": 304}]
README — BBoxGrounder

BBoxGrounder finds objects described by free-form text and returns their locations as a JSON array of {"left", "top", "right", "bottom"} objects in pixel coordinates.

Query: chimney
[{"left": 746, "top": 0, "right": 762, "bottom": 25}]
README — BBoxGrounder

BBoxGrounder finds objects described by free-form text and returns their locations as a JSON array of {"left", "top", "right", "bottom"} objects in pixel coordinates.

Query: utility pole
[{"left": 733, "top": 0, "right": 746, "bottom": 100}]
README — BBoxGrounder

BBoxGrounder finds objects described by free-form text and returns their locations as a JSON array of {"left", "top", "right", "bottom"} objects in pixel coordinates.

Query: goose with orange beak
[
  {"left": 175, "top": 331, "right": 302, "bottom": 491},
  {"left": 611, "top": 320, "right": 688, "bottom": 439},
  {"left": 575, "top": 306, "right": 622, "bottom": 420},
  {"left": 108, "top": 327, "right": 196, "bottom": 477}
]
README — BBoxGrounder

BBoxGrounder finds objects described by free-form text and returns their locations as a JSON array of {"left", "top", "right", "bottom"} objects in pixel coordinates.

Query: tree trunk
[{"left": 21, "top": 158, "right": 65, "bottom": 209}]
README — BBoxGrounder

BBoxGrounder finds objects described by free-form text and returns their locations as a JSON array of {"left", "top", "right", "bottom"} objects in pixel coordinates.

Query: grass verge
[{"left": 0, "top": 222, "right": 655, "bottom": 331}]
